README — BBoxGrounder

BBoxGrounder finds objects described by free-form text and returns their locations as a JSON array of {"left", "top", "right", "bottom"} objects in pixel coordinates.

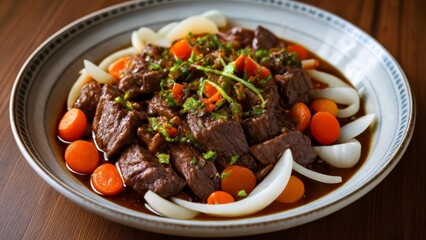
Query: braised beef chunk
[
  {"left": 187, "top": 113, "right": 257, "bottom": 170},
  {"left": 118, "top": 144, "right": 186, "bottom": 198},
  {"left": 243, "top": 80, "right": 294, "bottom": 145},
  {"left": 260, "top": 49, "right": 290, "bottom": 75},
  {"left": 92, "top": 85, "right": 143, "bottom": 158},
  {"left": 252, "top": 26, "right": 283, "bottom": 51},
  {"left": 169, "top": 143, "right": 220, "bottom": 200},
  {"left": 147, "top": 94, "right": 177, "bottom": 119},
  {"left": 243, "top": 111, "right": 282, "bottom": 145},
  {"left": 119, "top": 70, "right": 167, "bottom": 96},
  {"left": 73, "top": 81, "right": 102, "bottom": 121},
  {"left": 250, "top": 131, "right": 317, "bottom": 167},
  {"left": 274, "top": 67, "right": 312, "bottom": 107},
  {"left": 225, "top": 27, "right": 254, "bottom": 48},
  {"left": 137, "top": 126, "right": 165, "bottom": 153}
]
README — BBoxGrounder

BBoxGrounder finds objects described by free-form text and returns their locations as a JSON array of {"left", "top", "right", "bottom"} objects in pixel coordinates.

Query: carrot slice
[
  {"left": 207, "top": 191, "right": 235, "bottom": 205},
  {"left": 310, "top": 111, "right": 340, "bottom": 145},
  {"left": 58, "top": 108, "right": 87, "bottom": 142},
  {"left": 287, "top": 44, "right": 308, "bottom": 60},
  {"left": 221, "top": 165, "right": 256, "bottom": 198},
  {"left": 204, "top": 81, "right": 218, "bottom": 97},
  {"left": 309, "top": 98, "right": 338, "bottom": 116},
  {"left": 91, "top": 163, "right": 124, "bottom": 196},
  {"left": 289, "top": 102, "right": 311, "bottom": 132},
  {"left": 244, "top": 56, "right": 270, "bottom": 78},
  {"left": 108, "top": 56, "right": 131, "bottom": 80},
  {"left": 170, "top": 39, "right": 193, "bottom": 60},
  {"left": 172, "top": 83, "right": 184, "bottom": 102},
  {"left": 165, "top": 125, "right": 178, "bottom": 138},
  {"left": 234, "top": 54, "right": 246, "bottom": 72},
  {"left": 276, "top": 175, "right": 305, "bottom": 204},
  {"left": 65, "top": 140, "right": 100, "bottom": 175}
]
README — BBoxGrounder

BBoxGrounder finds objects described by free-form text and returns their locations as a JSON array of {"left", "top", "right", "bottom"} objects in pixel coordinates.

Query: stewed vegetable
[{"left": 57, "top": 10, "right": 375, "bottom": 219}]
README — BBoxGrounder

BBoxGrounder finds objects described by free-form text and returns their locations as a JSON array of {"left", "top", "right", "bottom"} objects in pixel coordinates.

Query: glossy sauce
[{"left": 55, "top": 38, "right": 372, "bottom": 220}]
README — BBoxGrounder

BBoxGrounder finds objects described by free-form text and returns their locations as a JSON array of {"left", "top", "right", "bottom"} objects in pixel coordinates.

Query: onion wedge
[
  {"left": 310, "top": 87, "right": 360, "bottom": 118},
  {"left": 171, "top": 150, "right": 293, "bottom": 217},
  {"left": 157, "top": 22, "right": 178, "bottom": 38},
  {"left": 292, "top": 160, "right": 342, "bottom": 184},
  {"left": 98, "top": 47, "right": 136, "bottom": 70},
  {"left": 83, "top": 59, "right": 115, "bottom": 84},
  {"left": 144, "top": 191, "right": 199, "bottom": 220},
  {"left": 305, "top": 69, "right": 351, "bottom": 88},
  {"left": 337, "top": 113, "right": 376, "bottom": 143},
  {"left": 131, "top": 27, "right": 171, "bottom": 53},
  {"left": 165, "top": 16, "right": 218, "bottom": 43},
  {"left": 314, "top": 139, "right": 361, "bottom": 168},
  {"left": 301, "top": 59, "right": 319, "bottom": 70},
  {"left": 200, "top": 10, "right": 227, "bottom": 28},
  {"left": 66, "top": 70, "right": 90, "bottom": 109}
]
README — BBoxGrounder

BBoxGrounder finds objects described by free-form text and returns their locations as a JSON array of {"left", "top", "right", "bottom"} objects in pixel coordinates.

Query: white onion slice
[
  {"left": 131, "top": 31, "right": 145, "bottom": 53},
  {"left": 337, "top": 113, "right": 376, "bottom": 143},
  {"left": 157, "top": 22, "right": 178, "bottom": 38},
  {"left": 314, "top": 139, "right": 361, "bottom": 168},
  {"left": 165, "top": 16, "right": 219, "bottom": 43},
  {"left": 310, "top": 87, "right": 360, "bottom": 118},
  {"left": 171, "top": 150, "right": 293, "bottom": 217},
  {"left": 306, "top": 69, "right": 351, "bottom": 88},
  {"left": 144, "top": 191, "right": 199, "bottom": 220},
  {"left": 66, "top": 70, "right": 90, "bottom": 109},
  {"left": 132, "top": 27, "right": 171, "bottom": 53},
  {"left": 98, "top": 47, "right": 136, "bottom": 71},
  {"left": 200, "top": 10, "right": 227, "bottom": 28},
  {"left": 292, "top": 160, "right": 342, "bottom": 184},
  {"left": 84, "top": 60, "right": 115, "bottom": 84},
  {"left": 301, "top": 59, "right": 319, "bottom": 70}
]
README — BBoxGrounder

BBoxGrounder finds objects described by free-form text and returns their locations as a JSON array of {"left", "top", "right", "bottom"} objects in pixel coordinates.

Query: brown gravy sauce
[{"left": 55, "top": 37, "right": 372, "bottom": 220}]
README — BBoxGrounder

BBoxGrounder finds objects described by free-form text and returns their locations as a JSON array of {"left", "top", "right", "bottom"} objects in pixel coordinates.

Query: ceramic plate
[{"left": 9, "top": 0, "right": 415, "bottom": 237}]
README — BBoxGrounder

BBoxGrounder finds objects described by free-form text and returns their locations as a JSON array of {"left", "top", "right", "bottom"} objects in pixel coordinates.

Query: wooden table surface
[{"left": 1, "top": 0, "right": 424, "bottom": 239}]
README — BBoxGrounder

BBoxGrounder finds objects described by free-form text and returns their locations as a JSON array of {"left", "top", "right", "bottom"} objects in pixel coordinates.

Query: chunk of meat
[
  {"left": 187, "top": 114, "right": 257, "bottom": 170},
  {"left": 73, "top": 81, "right": 102, "bottom": 121},
  {"left": 147, "top": 94, "right": 176, "bottom": 119},
  {"left": 250, "top": 131, "right": 317, "bottom": 167},
  {"left": 225, "top": 27, "right": 254, "bottom": 49},
  {"left": 92, "top": 85, "right": 142, "bottom": 158},
  {"left": 274, "top": 67, "right": 312, "bottom": 107},
  {"left": 119, "top": 70, "right": 167, "bottom": 96},
  {"left": 242, "top": 80, "right": 294, "bottom": 145},
  {"left": 169, "top": 143, "right": 220, "bottom": 200},
  {"left": 117, "top": 144, "right": 186, "bottom": 198},
  {"left": 252, "top": 26, "right": 284, "bottom": 51}
]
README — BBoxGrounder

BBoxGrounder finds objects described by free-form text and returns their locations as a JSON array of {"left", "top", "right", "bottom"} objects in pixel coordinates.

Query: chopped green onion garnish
[
  {"left": 202, "top": 150, "right": 217, "bottom": 161},
  {"left": 156, "top": 153, "right": 170, "bottom": 164},
  {"left": 230, "top": 155, "right": 240, "bottom": 165}
]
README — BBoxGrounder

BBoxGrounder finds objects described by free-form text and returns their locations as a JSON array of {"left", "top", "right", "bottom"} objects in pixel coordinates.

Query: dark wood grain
[{"left": 1, "top": 0, "right": 424, "bottom": 239}]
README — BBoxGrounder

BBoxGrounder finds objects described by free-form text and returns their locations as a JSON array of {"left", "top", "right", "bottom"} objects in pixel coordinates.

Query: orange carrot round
[
  {"left": 221, "top": 165, "right": 256, "bottom": 198},
  {"left": 287, "top": 44, "right": 308, "bottom": 60},
  {"left": 170, "top": 39, "right": 193, "bottom": 60},
  {"left": 310, "top": 111, "right": 340, "bottom": 145},
  {"left": 58, "top": 108, "right": 87, "bottom": 142},
  {"left": 207, "top": 191, "right": 235, "bottom": 205},
  {"left": 289, "top": 102, "right": 311, "bottom": 132},
  {"left": 310, "top": 98, "right": 338, "bottom": 116},
  {"left": 65, "top": 140, "right": 100, "bottom": 175},
  {"left": 91, "top": 163, "right": 124, "bottom": 196},
  {"left": 276, "top": 175, "right": 305, "bottom": 204}
]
